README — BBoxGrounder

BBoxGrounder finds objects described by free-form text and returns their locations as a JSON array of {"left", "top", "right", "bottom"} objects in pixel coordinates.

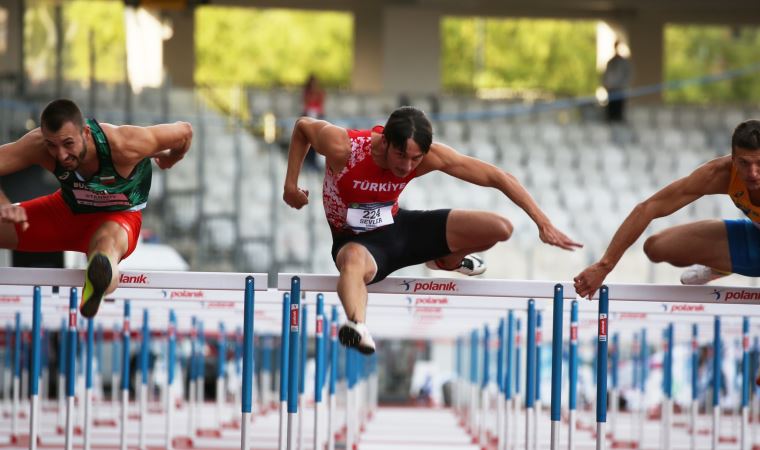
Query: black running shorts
[{"left": 331, "top": 208, "right": 452, "bottom": 284}]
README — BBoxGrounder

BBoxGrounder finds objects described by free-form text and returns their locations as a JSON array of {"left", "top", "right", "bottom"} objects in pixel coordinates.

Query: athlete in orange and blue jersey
[{"left": 575, "top": 119, "right": 760, "bottom": 299}]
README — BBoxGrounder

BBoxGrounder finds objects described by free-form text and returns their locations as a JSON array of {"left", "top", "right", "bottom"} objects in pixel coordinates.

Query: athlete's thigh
[
  {"left": 334, "top": 240, "right": 379, "bottom": 281},
  {"left": 445, "top": 209, "right": 512, "bottom": 254},
  {"left": 651, "top": 219, "right": 731, "bottom": 270},
  {"left": 87, "top": 211, "right": 142, "bottom": 260},
  {"left": 87, "top": 220, "right": 130, "bottom": 257}
]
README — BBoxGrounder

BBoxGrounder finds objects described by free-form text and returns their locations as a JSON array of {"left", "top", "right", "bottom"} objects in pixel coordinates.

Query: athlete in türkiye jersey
[
  {"left": 0, "top": 99, "right": 193, "bottom": 318},
  {"left": 284, "top": 106, "right": 582, "bottom": 354}
]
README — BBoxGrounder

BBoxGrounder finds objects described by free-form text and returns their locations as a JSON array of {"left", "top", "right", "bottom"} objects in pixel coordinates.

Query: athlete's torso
[
  {"left": 322, "top": 126, "right": 417, "bottom": 234},
  {"left": 729, "top": 164, "right": 760, "bottom": 224},
  {"left": 54, "top": 118, "right": 152, "bottom": 213}
]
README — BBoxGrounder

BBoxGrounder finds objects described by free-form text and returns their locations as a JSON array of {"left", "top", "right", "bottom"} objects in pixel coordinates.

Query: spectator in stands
[
  {"left": 284, "top": 106, "right": 581, "bottom": 354},
  {"left": 302, "top": 74, "right": 326, "bottom": 171},
  {"left": 0, "top": 98, "right": 192, "bottom": 318},
  {"left": 574, "top": 120, "right": 760, "bottom": 298},
  {"left": 602, "top": 40, "right": 632, "bottom": 123},
  {"left": 303, "top": 73, "right": 325, "bottom": 119}
]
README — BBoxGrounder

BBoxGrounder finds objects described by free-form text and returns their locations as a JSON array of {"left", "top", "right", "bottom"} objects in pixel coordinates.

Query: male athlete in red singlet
[
  {"left": 284, "top": 106, "right": 582, "bottom": 354},
  {"left": 0, "top": 99, "right": 192, "bottom": 318},
  {"left": 574, "top": 120, "right": 760, "bottom": 299}
]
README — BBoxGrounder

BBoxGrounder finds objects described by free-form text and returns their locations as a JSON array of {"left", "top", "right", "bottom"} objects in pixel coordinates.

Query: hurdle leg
[
  {"left": 139, "top": 383, "right": 147, "bottom": 450},
  {"left": 280, "top": 400, "right": 288, "bottom": 450},
  {"left": 328, "top": 393, "right": 336, "bottom": 450},
  {"left": 742, "top": 405, "right": 750, "bottom": 450},
  {"left": 120, "top": 388, "right": 128, "bottom": 450},
  {"left": 569, "top": 408, "right": 576, "bottom": 450},
  {"left": 533, "top": 399, "right": 540, "bottom": 450},
  {"left": 690, "top": 400, "right": 697, "bottom": 450},
  {"left": 166, "top": 382, "right": 174, "bottom": 450},
  {"left": 11, "top": 375, "right": 18, "bottom": 438},
  {"left": 83, "top": 387, "right": 92, "bottom": 450},
  {"left": 65, "top": 393, "right": 75, "bottom": 450}
]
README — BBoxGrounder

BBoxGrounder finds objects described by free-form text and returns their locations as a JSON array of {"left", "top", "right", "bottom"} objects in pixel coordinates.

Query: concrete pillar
[
  {"left": 353, "top": 5, "right": 442, "bottom": 95},
  {"left": 0, "top": 0, "right": 24, "bottom": 93},
  {"left": 163, "top": 9, "right": 195, "bottom": 88},
  {"left": 604, "top": 15, "right": 664, "bottom": 103},
  {"left": 352, "top": 4, "right": 384, "bottom": 93},
  {"left": 381, "top": 7, "right": 441, "bottom": 96}
]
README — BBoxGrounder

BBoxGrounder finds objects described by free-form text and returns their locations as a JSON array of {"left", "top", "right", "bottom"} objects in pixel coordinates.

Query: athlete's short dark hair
[
  {"left": 732, "top": 119, "right": 760, "bottom": 151},
  {"left": 40, "top": 99, "right": 84, "bottom": 133},
  {"left": 383, "top": 106, "right": 433, "bottom": 154}
]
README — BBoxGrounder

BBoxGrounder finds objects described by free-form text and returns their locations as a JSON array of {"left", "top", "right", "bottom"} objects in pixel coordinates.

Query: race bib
[{"left": 346, "top": 201, "right": 394, "bottom": 232}]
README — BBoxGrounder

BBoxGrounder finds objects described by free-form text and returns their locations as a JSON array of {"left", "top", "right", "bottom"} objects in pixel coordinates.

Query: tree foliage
[
  {"left": 665, "top": 25, "right": 760, "bottom": 103},
  {"left": 441, "top": 17, "right": 598, "bottom": 96},
  {"left": 19, "top": 3, "right": 760, "bottom": 103},
  {"left": 195, "top": 7, "right": 353, "bottom": 88},
  {"left": 24, "top": 0, "right": 126, "bottom": 84}
]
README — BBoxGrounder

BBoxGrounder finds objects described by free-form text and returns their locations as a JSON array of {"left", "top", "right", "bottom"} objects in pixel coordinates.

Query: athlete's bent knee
[
  {"left": 643, "top": 234, "right": 667, "bottom": 263},
  {"left": 337, "top": 244, "right": 369, "bottom": 269},
  {"left": 496, "top": 216, "right": 514, "bottom": 242}
]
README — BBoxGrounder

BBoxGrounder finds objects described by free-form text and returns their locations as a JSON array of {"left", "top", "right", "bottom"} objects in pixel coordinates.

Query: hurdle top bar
[
  {"left": 0, "top": 267, "right": 268, "bottom": 291},
  {"left": 278, "top": 273, "right": 760, "bottom": 305}
]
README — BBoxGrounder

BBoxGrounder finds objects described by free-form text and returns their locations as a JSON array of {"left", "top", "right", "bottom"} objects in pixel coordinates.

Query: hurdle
[
  {"left": 568, "top": 300, "right": 578, "bottom": 450},
  {"left": 314, "top": 293, "right": 326, "bottom": 450},
  {"left": 742, "top": 317, "right": 750, "bottom": 450},
  {"left": 0, "top": 267, "right": 267, "bottom": 450},
  {"left": 217, "top": 322, "right": 227, "bottom": 429},
  {"left": 278, "top": 292, "right": 290, "bottom": 450},
  {"left": 535, "top": 308, "right": 544, "bottom": 450},
  {"left": 275, "top": 273, "right": 760, "bottom": 450},
  {"left": 549, "top": 285, "right": 564, "bottom": 450},
  {"left": 503, "top": 310, "right": 515, "bottom": 450},
  {"left": 480, "top": 323, "right": 490, "bottom": 446},
  {"left": 65, "top": 289, "right": 77, "bottom": 450},
  {"left": 287, "top": 276, "right": 301, "bottom": 450},
  {"left": 166, "top": 310, "right": 177, "bottom": 450},
  {"left": 298, "top": 304, "right": 308, "bottom": 450},
  {"left": 713, "top": 316, "right": 721, "bottom": 450},
  {"left": 84, "top": 316, "right": 94, "bottom": 450},
  {"left": 328, "top": 305, "right": 338, "bottom": 450},
  {"left": 4, "top": 268, "right": 760, "bottom": 450},
  {"left": 29, "top": 287, "right": 41, "bottom": 450},
  {"left": 139, "top": 309, "right": 150, "bottom": 450},
  {"left": 496, "top": 317, "right": 505, "bottom": 448}
]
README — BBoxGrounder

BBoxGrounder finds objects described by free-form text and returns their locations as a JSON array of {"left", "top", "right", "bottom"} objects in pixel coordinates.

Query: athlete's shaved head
[
  {"left": 383, "top": 106, "right": 433, "bottom": 154},
  {"left": 40, "top": 99, "right": 84, "bottom": 133},
  {"left": 732, "top": 119, "right": 760, "bottom": 152}
]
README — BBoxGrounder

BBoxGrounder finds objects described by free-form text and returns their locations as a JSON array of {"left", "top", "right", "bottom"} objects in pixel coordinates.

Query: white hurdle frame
[
  {"left": 0, "top": 268, "right": 268, "bottom": 450},
  {"left": 4, "top": 269, "right": 760, "bottom": 450}
]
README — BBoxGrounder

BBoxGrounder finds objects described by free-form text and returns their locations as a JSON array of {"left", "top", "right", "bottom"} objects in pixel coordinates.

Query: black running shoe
[
  {"left": 79, "top": 253, "right": 112, "bottom": 318},
  {"left": 338, "top": 320, "right": 376, "bottom": 355}
]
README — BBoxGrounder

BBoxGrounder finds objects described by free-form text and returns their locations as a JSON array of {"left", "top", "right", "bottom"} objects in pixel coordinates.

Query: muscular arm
[
  {"left": 421, "top": 143, "right": 548, "bottom": 220},
  {"left": 418, "top": 142, "right": 581, "bottom": 250},
  {"left": 574, "top": 156, "right": 731, "bottom": 298},
  {"left": 283, "top": 117, "right": 348, "bottom": 209},
  {"left": 0, "top": 129, "right": 54, "bottom": 176},
  {"left": 106, "top": 122, "right": 193, "bottom": 169}
]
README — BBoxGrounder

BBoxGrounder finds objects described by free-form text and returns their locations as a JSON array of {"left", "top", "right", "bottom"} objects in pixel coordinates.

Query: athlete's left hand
[
  {"left": 154, "top": 149, "right": 182, "bottom": 170},
  {"left": 538, "top": 222, "right": 583, "bottom": 251}
]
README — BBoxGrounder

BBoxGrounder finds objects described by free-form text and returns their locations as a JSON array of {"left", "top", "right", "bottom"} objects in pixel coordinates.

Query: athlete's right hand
[
  {"left": 283, "top": 185, "right": 309, "bottom": 209},
  {"left": 0, "top": 204, "right": 29, "bottom": 231},
  {"left": 573, "top": 261, "right": 612, "bottom": 299}
]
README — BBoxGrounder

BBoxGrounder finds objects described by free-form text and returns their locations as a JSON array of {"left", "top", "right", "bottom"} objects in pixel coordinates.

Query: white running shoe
[
  {"left": 338, "top": 320, "right": 376, "bottom": 355},
  {"left": 425, "top": 254, "right": 487, "bottom": 276},
  {"left": 680, "top": 265, "right": 728, "bottom": 285}
]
